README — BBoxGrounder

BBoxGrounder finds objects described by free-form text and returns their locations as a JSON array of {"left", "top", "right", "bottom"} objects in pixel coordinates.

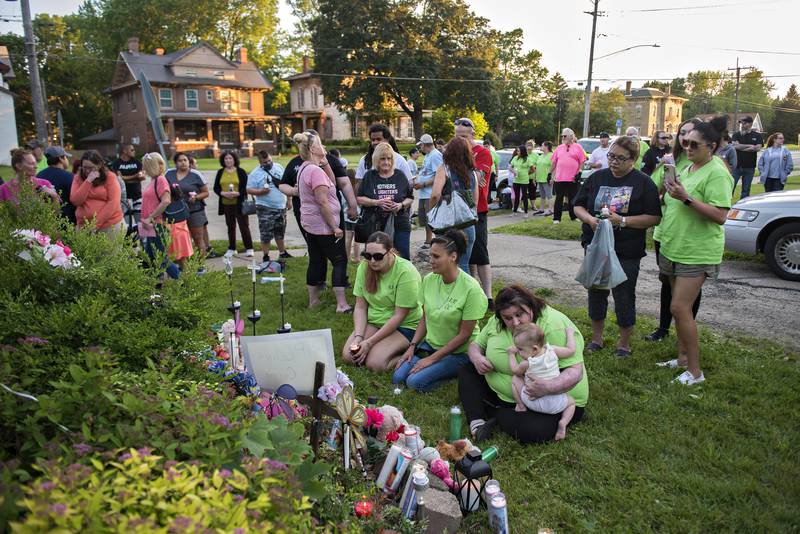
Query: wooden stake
[{"left": 310, "top": 361, "right": 325, "bottom": 460}]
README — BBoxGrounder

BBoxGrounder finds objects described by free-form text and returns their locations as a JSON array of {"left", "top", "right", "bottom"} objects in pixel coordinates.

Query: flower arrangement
[
  {"left": 317, "top": 368, "right": 354, "bottom": 402},
  {"left": 13, "top": 229, "right": 80, "bottom": 270}
]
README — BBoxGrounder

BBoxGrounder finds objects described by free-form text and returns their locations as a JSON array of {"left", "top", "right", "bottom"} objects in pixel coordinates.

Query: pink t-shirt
[
  {"left": 299, "top": 162, "right": 340, "bottom": 235},
  {"left": 550, "top": 143, "right": 587, "bottom": 182},
  {"left": 139, "top": 175, "right": 170, "bottom": 237},
  {"left": 0, "top": 177, "right": 56, "bottom": 203}
]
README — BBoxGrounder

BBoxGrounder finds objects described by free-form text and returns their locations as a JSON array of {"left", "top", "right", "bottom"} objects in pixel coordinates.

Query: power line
[{"left": 614, "top": 0, "right": 789, "bottom": 12}]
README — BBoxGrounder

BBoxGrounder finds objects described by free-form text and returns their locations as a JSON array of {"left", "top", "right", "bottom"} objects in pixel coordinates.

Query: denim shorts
[
  {"left": 397, "top": 327, "right": 416, "bottom": 343},
  {"left": 658, "top": 254, "right": 720, "bottom": 279}
]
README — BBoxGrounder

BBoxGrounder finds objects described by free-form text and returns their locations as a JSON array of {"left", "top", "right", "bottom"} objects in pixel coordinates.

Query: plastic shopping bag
[{"left": 575, "top": 219, "right": 628, "bottom": 290}]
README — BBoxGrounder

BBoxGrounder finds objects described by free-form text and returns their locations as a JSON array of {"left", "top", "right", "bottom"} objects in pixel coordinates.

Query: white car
[
  {"left": 496, "top": 148, "right": 542, "bottom": 188},
  {"left": 576, "top": 136, "right": 651, "bottom": 181},
  {"left": 724, "top": 189, "right": 800, "bottom": 281}
]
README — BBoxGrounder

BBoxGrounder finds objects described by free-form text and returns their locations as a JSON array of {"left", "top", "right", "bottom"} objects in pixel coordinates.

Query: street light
[{"left": 582, "top": 43, "right": 660, "bottom": 138}]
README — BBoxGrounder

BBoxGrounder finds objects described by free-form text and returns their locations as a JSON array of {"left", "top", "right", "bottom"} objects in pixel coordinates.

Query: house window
[
  {"left": 127, "top": 90, "right": 137, "bottom": 111},
  {"left": 311, "top": 87, "right": 319, "bottom": 108},
  {"left": 185, "top": 89, "right": 199, "bottom": 110},
  {"left": 220, "top": 90, "right": 232, "bottom": 111},
  {"left": 350, "top": 116, "right": 359, "bottom": 138},
  {"left": 298, "top": 89, "right": 305, "bottom": 109},
  {"left": 635, "top": 105, "right": 642, "bottom": 120},
  {"left": 159, "top": 88, "right": 173, "bottom": 109},
  {"left": 239, "top": 91, "right": 252, "bottom": 111},
  {"left": 406, "top": 119, "right": 414, "bottom": 139},
  {"left": 206, "top": 89, "right": 215, "bottom": 103}
]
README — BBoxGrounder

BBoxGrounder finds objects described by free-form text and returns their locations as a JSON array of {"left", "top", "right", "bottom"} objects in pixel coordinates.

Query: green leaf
[
  {"left": 295, "top": 457, "right": 330, "bottom": 501},
  {"left": 241, "top": 415, "right": 274, "bottom": 458}
]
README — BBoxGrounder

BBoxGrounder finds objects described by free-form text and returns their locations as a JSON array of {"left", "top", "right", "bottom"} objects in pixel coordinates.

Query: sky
[{"left": 2, "top": 0, "right": 798, "bottom": 97}]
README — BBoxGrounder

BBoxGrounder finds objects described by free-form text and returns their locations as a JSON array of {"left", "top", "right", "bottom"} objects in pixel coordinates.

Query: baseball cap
[
  {"left": 599, "top": 132, "right": 610, "bottom": 138},
  {"left": 44, "top": 146, "right": 72, "bottom": 159},
  {"left": 739, "top": 116, "right": 754, "bottom": 123},
  {"left": 25, "top": 139, "right": 45, "bottom": 150},
  {"left": 418, "top": 134, "right": 434, "bottom": 144}
]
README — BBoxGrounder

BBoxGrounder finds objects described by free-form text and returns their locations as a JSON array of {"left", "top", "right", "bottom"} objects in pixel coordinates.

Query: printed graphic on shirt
[
  {"left": 594, "top": 185, "right": 633, "bottom": 214},
  {"left": 375, "top": 182, "right": 399, "bottom": 203}
]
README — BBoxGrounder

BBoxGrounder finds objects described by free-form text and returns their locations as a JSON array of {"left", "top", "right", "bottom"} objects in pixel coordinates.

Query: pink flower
[
  {"left": 35, "top": 231, "right": 51, "bottom": 247},
  {"left": 317, "top": 382, "right": 342, "bottom": 403},
  {"left": 364, "top": 408, "right": 383, "bottom": 430},
  {"left": 44, "top": 244, "right": 69, "bottom": 268}
]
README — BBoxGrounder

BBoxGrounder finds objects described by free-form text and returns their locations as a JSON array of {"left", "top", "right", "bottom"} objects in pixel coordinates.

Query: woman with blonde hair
[
  {"left": 550, "top": 128, "right": 586, "bottom": 224},
  {"left": 140, "top": 152, "right": 181, "bottom": 280},
  {"left": 294, "top": 131, "right": 351, "bottom": 312},
  {"left": 357, "top": 142, "right": 414, "bottom": 259}
]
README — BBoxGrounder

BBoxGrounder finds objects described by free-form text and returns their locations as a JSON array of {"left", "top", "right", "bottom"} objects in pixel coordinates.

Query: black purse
[{"left": 354, "top": 208, "right": 381, "bottom": 243}]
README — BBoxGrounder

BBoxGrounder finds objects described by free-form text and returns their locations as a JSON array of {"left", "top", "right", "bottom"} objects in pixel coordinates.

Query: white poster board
[{"left": 240, "top": 329, "right": 336, "bottom": 395}]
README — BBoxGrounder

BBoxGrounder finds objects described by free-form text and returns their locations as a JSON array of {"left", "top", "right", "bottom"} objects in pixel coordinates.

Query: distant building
[
  {"left": 697, "top": 113, "right": 763, "bottom": 133},
  {"left": 623, "top": 82, "right": 686, "bottom": 136},
  {"left": 282, "top": 57, "right": 431, "bottom": 142},
  {"left": 98, "top": 37, "right": 279, "bottom": 157},
  {"left": 0, "top": 45, "right": 18, "bottom": 166}
]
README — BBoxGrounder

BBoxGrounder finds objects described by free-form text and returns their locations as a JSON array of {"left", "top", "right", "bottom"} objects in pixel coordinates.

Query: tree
[
  {"left": 427, "top": 107, "right": 488, "bottom": 141},
  {"left": 306, "top": 0, "right": 495, "bottom": 140},
  {"left": 771, "top": 84, "right": 800, "bottom": 143}
]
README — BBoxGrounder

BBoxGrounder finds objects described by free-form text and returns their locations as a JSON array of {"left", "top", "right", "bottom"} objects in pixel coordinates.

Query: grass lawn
[
  {"left": 193, "top": 147, "right": 368, "bottom": 173},
  {"left": 203, "top": 257, "right": 799, "bottom": 532}
]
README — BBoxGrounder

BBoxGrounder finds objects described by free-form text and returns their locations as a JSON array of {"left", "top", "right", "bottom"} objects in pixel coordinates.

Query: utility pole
[
  {"left": 19, "top": 0, "right": 48, "bottom": 144},
  {"left": 727, "top": 58, "right": 755, "bottom": 130},
  {"left": 582, "top": 0, "right": 600, "bottom": 138}
]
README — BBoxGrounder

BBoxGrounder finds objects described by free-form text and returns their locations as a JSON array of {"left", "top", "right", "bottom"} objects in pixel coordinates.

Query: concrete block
[{"left": 421, "top": 488, "right": 462, "bottom": 534}]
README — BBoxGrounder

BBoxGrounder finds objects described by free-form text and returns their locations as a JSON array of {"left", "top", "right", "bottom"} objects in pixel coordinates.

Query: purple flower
[
  {"left": 49, "top": 503, "right": 66, "bottom": 516},
  {"left": 210, "top": 415, "right": 231, "bottom": 428},
  {"left": 40, "top": 481, "right": 56, "bottom": 491},
  {"left": 136, "top": 446, "right": 153, "bottom": 457},
  {"left": 219, "top": 469, "right": 232, "bottom": 479},
  {"left": 18, "top": 336, "right": 49, "bottom": 345},
  {"left": 265, "top": 459, "right": 286, "bottom": 471},
  {"left": 118, "top": 452, "right": 132, "bottom": 461},
  {"left": 73, "top": 443, "right": 92, "bottom": 456},
  {"left": 169, "top": 516, "right": 193, "bottom": 532},
  {"left": 336, "top": 369, "right": 353, "bottom": 389},
  {"left": 317, "top": 382, "right": 342, "bottom": 403}
]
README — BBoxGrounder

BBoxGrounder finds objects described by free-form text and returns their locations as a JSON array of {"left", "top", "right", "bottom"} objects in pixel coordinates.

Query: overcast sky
[{"left": 2, "top": 0, "right": 798, "bottom": 96}]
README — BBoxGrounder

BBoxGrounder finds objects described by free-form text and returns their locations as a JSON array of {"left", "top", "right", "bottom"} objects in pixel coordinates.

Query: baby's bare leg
[
  {"left": 554, "top": 396, "right": 576, "bottom": 441},
  {"left": 512, "top": 375, "right": 527, "bottom": 412}
]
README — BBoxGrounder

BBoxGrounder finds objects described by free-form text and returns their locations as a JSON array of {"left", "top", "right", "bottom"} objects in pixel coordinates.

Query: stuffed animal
[
  {"left": 436, "top": 439, "right": 477, "bottom": 463},
  {"left": 429, "top": 459, "right": 454, "bottom": 490},
  {"left": 376, "top": 405, "right": 408, "bottom": 442},
  {"left": 418, "top": 446, "right": 441, "bottom": 464}
]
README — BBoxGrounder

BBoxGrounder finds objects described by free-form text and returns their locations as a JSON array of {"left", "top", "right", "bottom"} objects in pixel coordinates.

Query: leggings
[
  {"left": 306, "top": 232, "right": 348, "bottom": 287},
  {"left": 655, "top": 240, "right": 701, "bottom": 331},
  {"left": 553, "top": 181, "right": 578, "bottom": 221},
  {"left": 457, "top": 364, "right": 584, "bottom": 444},
  {"left": 512, "top": 182, "right": 536, "bottom": 213},
  {"left": 144, "top": 224, "right": 181, "bottom": 279},
  {"left": 222, "top": 203, "right": 253, "bottom": 250}
]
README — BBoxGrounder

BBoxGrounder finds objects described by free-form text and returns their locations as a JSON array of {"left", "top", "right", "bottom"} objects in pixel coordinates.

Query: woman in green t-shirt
[
  {"left": 510, "top": 144, "right": 537, "bottom": 215},
  {"left": 657, "top": 119, "right": 733, "bottom": 386},
  {"left": 458, "top": 284, "right": 589, "bottom": 443},
  {"left": 533, "top": 141, "right": 554, "bottom": 215},
  {"left": 342, "top": 232, "right": 423, "bottom": 371},
  {"left": 392, "top": 229, "right": 488, "bottom": 392}
]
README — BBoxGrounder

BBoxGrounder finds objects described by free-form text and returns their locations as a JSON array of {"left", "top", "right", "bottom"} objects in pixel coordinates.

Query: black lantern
[{"left": 453, "top": 451, "right": 492, "bottom": 513}]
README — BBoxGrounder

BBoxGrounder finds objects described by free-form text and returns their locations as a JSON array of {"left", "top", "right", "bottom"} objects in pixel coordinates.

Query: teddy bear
[
  {"left": 376, "top": 405, "right": 408, "bottom": 442},
  {"left": 435, "top": 438, "right": 478, "bottom": 463}
]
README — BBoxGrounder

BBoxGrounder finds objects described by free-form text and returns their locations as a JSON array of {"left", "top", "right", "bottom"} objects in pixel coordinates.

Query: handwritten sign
[{"left": 240, "top": 329, "right": 336, "bottom": 395}]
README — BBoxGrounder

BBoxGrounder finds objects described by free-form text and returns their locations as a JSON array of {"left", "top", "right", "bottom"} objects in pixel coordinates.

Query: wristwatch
[
  {"left": 620, "top": 217, "right": 627, "bottom": 228},
  {"left": 683, "top": 197, "right": 694, "bottom": 206}
]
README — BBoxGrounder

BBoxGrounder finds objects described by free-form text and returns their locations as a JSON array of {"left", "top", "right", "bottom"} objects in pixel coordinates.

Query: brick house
[
  {"left": 106, "top": 37, "right": 279, "bottom": 157},
  {"left": 623, "top": 82, "right": 687, "bottom": 137},
  {"left": 0, "top": 45, "right": 18, "bottom": 166}
]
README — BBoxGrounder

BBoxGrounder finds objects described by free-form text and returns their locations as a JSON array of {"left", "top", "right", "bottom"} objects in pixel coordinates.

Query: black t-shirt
[
  {"left": 280, "top": 153, "right": 346, "bottom": 224},
  {"left": 641, "top": 146, "right": 669, "bottom": 176},
  {"left": 731, "top": 130, "right": 764, "bottom": 169},
  {"left": 37, "top": 166, "right": 77, "bottom": 223},
  {"left": 111, "top": 157, "right": 144, "bottom": 199},
  {"left": 357, "top": 169, "right": 414, "bottom": 232},
  {"left": 574, "top": 168, "right": 662, "bottom": 259}
]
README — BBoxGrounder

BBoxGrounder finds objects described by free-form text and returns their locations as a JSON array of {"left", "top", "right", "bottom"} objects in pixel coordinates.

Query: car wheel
[{"left": 764, "top": 222, "right": 800, "bottom": 282}]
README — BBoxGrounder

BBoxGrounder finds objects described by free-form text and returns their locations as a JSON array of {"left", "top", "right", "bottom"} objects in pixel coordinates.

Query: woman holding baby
[{"left": 458, "top": 284, "right": 589, "bottom": 444}]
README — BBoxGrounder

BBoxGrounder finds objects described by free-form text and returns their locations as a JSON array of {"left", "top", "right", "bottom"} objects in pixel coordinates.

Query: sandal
[
  {"left": 336, "top": 307, "right": 354, "bottom": 314},
  {"left": 585, "top": 342, "right": 604, "bottom": 353},
  {"left": 615, "top": 348, "right": 632, "bottom": 358}
]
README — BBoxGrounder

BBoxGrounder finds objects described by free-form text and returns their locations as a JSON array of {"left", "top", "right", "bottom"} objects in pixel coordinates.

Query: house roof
[
  {"left": 80, "top": 128, "right": 118, "bottom": 142},
  {"left": 116, "top": 42, "right": 272, "bottom": 91},
  {"left": 627, "top": 87, "right": 686, "bottom": 101},
  {"left": 0, "top": 45, "right": 14, "bottom": 78},
  {"left": 285, "top": 71, "right": 314, "bottom": 82}
]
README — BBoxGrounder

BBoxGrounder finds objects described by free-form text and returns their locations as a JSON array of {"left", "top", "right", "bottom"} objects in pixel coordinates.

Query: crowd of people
[{"left": 1, "top": 111, "right": 792, "bottom": 444}]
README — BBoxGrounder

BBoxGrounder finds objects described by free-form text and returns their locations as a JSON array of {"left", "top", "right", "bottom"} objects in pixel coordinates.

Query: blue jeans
[
  {"left": 459, "top": 224, "right": 476, "bottom": 273},
  {"left": 732, "top": 167, "right": 756, "bottom": 199},
  {"left": 144, "top": 225, "right": 181, "bottom": 279},
  {"left": 393, "top": 230, "right": 411, "bottom": 260},
  {"left": 392, "top": 341, "right": 469, "bottom": 392}
]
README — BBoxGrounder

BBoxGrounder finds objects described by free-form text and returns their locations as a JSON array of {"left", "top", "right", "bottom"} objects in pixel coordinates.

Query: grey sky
[{"left": 2, "top": 0, "right": 798, "bottom": 96}]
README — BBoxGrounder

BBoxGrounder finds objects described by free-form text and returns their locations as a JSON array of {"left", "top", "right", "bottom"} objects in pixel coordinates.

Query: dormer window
[
  {"left": 185, "top": 69, "right": 197, "bottom": 78},
  {"left": 214, "top": 70, "right": 225, "bottom": 79}
]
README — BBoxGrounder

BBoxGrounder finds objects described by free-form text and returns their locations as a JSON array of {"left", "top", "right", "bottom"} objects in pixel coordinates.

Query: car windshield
[
  {"left": 498, "top": 152, "right": 513, "bottom": 170},
  {"left": 578, "top": 139, "right": 600, "bottom": 154}
]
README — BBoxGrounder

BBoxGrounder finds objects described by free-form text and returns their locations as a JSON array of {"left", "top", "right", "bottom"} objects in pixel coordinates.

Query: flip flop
[
  {"left": 337, "top": 307, "right": 354, "bottom": 314},
  {"left": 615, "top": 348, "right": 632, "bottom": 358},
  {"left": 585, "top": 342, "right": 604, "bottom": 353}
]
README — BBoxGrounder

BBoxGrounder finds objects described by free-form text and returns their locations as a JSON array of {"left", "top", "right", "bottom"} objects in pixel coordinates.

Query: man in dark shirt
[
  {"left": 36, "top": 146, "right": 76, "bottom": 224},
  {"left": 110, "top": 144, "right": 144, "bottom": 201},
  {"left": 731, "top": 116, "right": 764, "bottom": 199}
]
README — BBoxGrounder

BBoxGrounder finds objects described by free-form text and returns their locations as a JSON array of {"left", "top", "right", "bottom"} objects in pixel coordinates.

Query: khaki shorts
[{"left": 658, "top": 255, "right": 720, "bottom": 279}]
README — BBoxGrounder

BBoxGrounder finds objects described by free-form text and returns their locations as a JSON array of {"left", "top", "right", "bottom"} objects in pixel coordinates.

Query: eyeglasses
[
  {"left": 454, "top": 118, "right": 474, "bottom": 128},
  {"left": 607, "top": 154, "right": 631, "bottom": 163},
  {"left": 561, "top": 135, "right": 568, "bottom": 138},
  {"left": 681, "top": 139, "right": 711, "bottom": 150},
  {"left": 658, "top": 136, "right": 670, "bottom": 140},
  {"left": 361, "top": 252, "right": 387, "bottom": 262}
]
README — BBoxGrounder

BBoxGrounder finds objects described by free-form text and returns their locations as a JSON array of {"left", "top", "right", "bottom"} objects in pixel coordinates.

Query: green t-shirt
[
  {"left": 634, "top": 139, "right": 650, "bottom": 170},
  {"left": 489, "top": 147, "right": 500, "bottom": 175},
  {"left": 220, "top": 168, "right": 239, "bottom": 205},
  {"left": 421, "top": 270, "right": 487, "bottom": 353},
  {"left": 659, "top": 157, "right": 733, "bottom": 265},
  {"left": 352, "top": 256, "right": 423, "bottom": 330},
  {"left": 534, "top": 152, "right": 553, "bottom": 183},
  {"left": 474, "top": 310, "right": 589, "bottom": 407},
  {"left": 511, "top": 154, "right": 537, "bottom": 184},
  {"left": 36, "top": 158, "right": 48, "bottom": 173},
  {"left": 650, "top": 154, "right": 690, "bottom": 242}
]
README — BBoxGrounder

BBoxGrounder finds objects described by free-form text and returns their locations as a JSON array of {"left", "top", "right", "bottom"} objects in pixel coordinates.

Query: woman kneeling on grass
[
  {"left": 342, "top": 231, "right": 423, "bottom": 371},
  {"left": 392, "top": 229, "right": 488, "bottom": 392},
  {"left": 458, "top": 285, "right": 589, "bottom": 443}
]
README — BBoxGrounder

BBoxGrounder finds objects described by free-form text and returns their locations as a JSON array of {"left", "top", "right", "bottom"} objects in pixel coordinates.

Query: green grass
[
  {"left": 203, "top": 257, "right": 800, "bottom": 532},
  {"left": 193, "top": 148, "right": 369, "bottom": 173},
  {"left": 0, "top": 165, "right": 11, "bottom": 178},
  {"left": 207, "top": 239, "right": 304, "bottom": 255}
]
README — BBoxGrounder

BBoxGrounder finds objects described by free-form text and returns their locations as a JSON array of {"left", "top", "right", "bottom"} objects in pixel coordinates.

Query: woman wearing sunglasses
[
  {"left": 656, "top": 118, "right": 733, "bottom": 385},
  {"left": 641, "top": 131, "right": 671, "bottom": 176},
  {"left": 342, "top": 231, "right": 422, "bottom": 371}
]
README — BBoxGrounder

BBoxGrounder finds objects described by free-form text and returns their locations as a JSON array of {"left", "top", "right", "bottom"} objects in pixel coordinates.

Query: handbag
[
  {"left": 383, "top": 212, "right": 395, "bottom": 242},
  {"left": 354, "top": 208, "right": 381, "bottom": 243},
  {"left": 160, "top": 177, "right": 189, "bottom": 223},
  {"left": 427, "top": 168, "right": 477, "bottom": 234},
  {"left": 241, "top": 195, "right": 257, "bottom": 216}
]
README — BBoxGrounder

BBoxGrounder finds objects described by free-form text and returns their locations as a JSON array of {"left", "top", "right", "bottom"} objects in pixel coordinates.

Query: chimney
[
  {"left": 127, "top": 37, "right": 140, "bottom": 55},
  {"left": 625, "top": 81, "right": 632, "bottom": 95},
  {"left": 594, "top": 86, "right": 599, "bottom": 93},
  {"left": 236, "top": 47, "right": 248, "bottom": 64},
  {"left": 302, "top": 55, "right": 310, "bottom": 73},
  {"left": 666, "top": 84, "right": 672, "bottom": 96},
  {"left": 155, "top": 47, "right": 165, "bottom": 56}
]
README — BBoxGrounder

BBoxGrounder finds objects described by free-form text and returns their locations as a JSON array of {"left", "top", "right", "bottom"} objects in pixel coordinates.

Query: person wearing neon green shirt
[
  {"left": 510, "top": 144, "right": 537, "bottom": 215},
  {"left": 344, "top": 231, "right": 423, "bottom": 371},
  {"left": 657, "top": 120, "right": 733, "bottom": 386},
  {"left": 393, "top": 229, "right": 488, "bottom": 392},
  {"left": 458, "top": 284, "right": 589, "bottom": 443},
  {"left": 533, "top": 141, "right": 554, "bottom": 215}
]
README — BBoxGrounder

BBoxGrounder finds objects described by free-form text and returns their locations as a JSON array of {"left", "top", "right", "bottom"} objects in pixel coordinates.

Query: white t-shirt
[
  {"left": 589, "top": 145, "right": 610, "bottom": 169},
  {"left": 524, "top": 345, "right": 560, "bottom": 383},
  {"left": 355, "top": 152, "right": 412, "bottom": 182}
]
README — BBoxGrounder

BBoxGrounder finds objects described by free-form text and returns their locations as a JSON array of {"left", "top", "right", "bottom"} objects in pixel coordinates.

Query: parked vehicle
[{"left": 724, "top": 189, "right": 800, "bottom": 281}]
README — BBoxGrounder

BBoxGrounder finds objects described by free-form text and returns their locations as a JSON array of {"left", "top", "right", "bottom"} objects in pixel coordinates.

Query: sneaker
[
  {"left": 196, "top": 267, "right": 207, "bottom": 276},
  {"left": 206, "top": 249, "right": 219, "bottom": 259},
  {"left": 224, "top": 249, "right": 236, "bottom": 258},
  {"left": 279, "top": 251, "right": 293, "bottom": 259},
  {"left": 533, "top": 210, "right": 545, "bottom": 215},
  {"left": 474, "top": 418, "right": 497, "bottom": 443},
  {"left": 656, "top": 359, "right": 687, "bottom": 369},
  {"left": 552, "top": 220, "right": 560, "bottom": 225},
  {"left": 673, "top": 370, "right": 705, "bottom": 385},
  {"left": 645, "top": 329, "right": 669, "bottom": 342},
  {"left": 245, "top": 249, "right": 255, "bottom": 257}
]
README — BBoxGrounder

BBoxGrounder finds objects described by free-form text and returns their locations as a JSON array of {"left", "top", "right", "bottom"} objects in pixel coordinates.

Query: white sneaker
[
  {"left": 224, "top": 249, "right": 236, "bottom": 258},
  {"left": 656, "top": 359, "right": 687, "bottom": 369},
  {"left": 552, "top": 220, "right": 560, "bottom": 225},
  {"left": 245, "top": 249, "right": 255, "bottom": 257},
  {"left": 673, "top": 370, "right": 705, "bottom": 385}
]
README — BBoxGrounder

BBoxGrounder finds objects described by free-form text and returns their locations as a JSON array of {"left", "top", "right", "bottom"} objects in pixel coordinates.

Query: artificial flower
[
  {"left": 318, "top": 382, "right": 343, "bottom": 403},
  {"left": 336, "top": 369, "right": 353, "bottom": 389},
  {"left": 364, "top": 408, "right": 384, "bottom": 430}
]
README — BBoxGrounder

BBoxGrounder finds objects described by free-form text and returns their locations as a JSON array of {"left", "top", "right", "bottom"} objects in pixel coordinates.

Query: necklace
[{"left": 435, "top": 271, "right": 459, "bottom": 310}]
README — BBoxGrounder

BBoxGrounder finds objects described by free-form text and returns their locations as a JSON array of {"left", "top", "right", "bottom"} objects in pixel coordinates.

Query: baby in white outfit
[{"left": 507, "top": 323, "right": 577, "bottom": 441}]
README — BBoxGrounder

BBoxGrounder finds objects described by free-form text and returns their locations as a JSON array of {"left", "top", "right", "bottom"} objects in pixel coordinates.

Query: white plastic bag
[{"left": 575, "top": 219, "right": 628, "bottom": 290}]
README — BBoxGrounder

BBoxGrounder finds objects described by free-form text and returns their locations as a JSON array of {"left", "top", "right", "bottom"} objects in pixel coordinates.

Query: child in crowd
[{"left": 507, "top": 323, "right": 577, "bottom": 440}]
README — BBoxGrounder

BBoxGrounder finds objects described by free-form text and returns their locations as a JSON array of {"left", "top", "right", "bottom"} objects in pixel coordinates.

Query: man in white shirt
[
  {"left": 407, "top": 147, "right": 420, "bottom": 181},
  {"left": 588, "top": 132, "right": 611, "bottom": 170},
  {"left": 354, "top": 123, "right": 412, "bottom": 181}
]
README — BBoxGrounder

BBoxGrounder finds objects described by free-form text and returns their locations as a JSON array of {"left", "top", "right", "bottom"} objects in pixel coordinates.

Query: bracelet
[
  {"left": 319, "top": 161, "right": 329, "bottom": 168},
  {"left": 354, "top": 334, "right": 364, "bottom": 340}
]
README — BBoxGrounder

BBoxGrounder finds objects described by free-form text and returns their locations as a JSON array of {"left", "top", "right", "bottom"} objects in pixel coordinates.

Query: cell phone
[{"left": 663, "top": 164, "right": 676, "bottom": 188}]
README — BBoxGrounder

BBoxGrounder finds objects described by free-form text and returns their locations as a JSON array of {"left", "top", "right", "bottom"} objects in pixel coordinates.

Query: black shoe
[
  {"left": 279, "top": 251, "right": 292, "bottom": 259},
  {"left": 474, "top": 418, "right": 497, "bottom": 443},
  {"left": 206, "top": 248, "right": 219, "bottom": 259},
  {"left": 487, "top": 298, "right": 494, "bottom": 312},
  {"left": 644, "top": 329, "right": 669, "bottom": 342}
]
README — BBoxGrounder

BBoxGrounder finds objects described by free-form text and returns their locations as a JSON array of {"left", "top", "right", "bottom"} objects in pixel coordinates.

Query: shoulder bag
[{"left": 426, "top": 167, "right": 477, "bottom": 234}]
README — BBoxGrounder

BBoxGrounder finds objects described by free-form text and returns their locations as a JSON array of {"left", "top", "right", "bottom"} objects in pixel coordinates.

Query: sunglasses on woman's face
[
  {"left": 361, "top": 252, "right": 387, "bottom": 262},
  {"left": 681, "top": 139, "right": 711, "bottom": 150}
]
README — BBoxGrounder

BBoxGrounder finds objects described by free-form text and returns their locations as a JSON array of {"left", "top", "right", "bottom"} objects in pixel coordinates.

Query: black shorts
[{"left": 469, "top": 212, "right": 490, "bottom": 265}]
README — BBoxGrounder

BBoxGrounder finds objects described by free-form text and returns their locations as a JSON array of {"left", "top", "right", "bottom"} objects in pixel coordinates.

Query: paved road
[{"left": 201, "top": 171, "right": 800, "bottom": 352}]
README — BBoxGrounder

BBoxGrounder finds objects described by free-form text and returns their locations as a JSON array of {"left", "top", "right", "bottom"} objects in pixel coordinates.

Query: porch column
[
  {"left": 319, "top": 113, "right": 327, "bottom": 140},
  {"left": 271, "top": 121, "right": 277, "bottom": 154},
  {"left": 237, "top": 119, "right": 245, "bottom": 146},
  {"left": 167, "top": 118, "right": 175, "bottom": 143},
  {"left": 206, "top": 119, "right": 213, "bottom": 144},
  {"left": 279, "top": 117, "right": 285, "bottom": 155}
]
